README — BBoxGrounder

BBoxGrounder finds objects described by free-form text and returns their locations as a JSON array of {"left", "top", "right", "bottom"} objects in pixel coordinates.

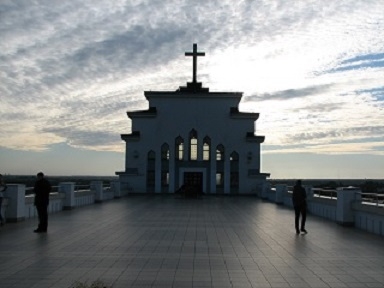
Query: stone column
[
  {"left": 59, "top": 182, "right": 75, "bottom": 210},
  {"left": 304, "top": 185, "right": 313, "bottom": 200},
  {"left": 91, "top": 181, "right": 103, "bottom": 203},
  {"left": 155, "top": 149, "right": 162, "bottom": 193},
  {"left": 111, "top": 181, "right": 121, "bottom": 198},
  {"left": 275, "top": 184, "right": 286, "bottom": 204},
  {"left": 210, "top": 150, "right": 216, "bottom": 194},
  {"left": 336, "top": 187, "right": 361, "bottom": 226},
  {"left": 4, "top": 184, "right": 25, "bottom": 222},
  {"left": 169, "top": 149, "right": 175, "bottom": 193}
]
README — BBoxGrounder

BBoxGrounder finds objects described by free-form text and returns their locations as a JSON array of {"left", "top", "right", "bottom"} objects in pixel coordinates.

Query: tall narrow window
[
  {"left": 216, "top": 144, "right": 224, "bottom": 161},
  {"left": 203, "top": 136, "right": 210, "bottom": 161},
  {"left": 230, "top": 151, "right": 239, "bottom": 161},
  {"left": 161, "top": 143, "right": 170, "bottom": 160},
  {"left": 161, "top": 172, "right": 169, "bottom": 186},
  {"left": 161, "top": 143, "right": 170, "bottom": 193},
  {"left": 175, "top": 136, "right": 184, "bottom": 161},
  {"left": 216, "top": 173, "right": 223, "bottom": 186},
  {"left": 215, "top": 145, "right": 225, "bottom": 194},
  {"left": 189, "top": 129, "right": 198, "bottom": 161}
]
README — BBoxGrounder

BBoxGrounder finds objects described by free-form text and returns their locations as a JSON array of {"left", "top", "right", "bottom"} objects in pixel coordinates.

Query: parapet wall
[
  {"left": 1, "top": 181, "right": 125, "bottom": 223},
  {"left": 1, "top": 182, "right": 383, "bottom": 237},
  {"left": 259, "top": 184, "right": 384, "bottom": 236}
]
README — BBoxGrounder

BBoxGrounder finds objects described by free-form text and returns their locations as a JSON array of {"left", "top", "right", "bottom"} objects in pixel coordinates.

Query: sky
[{"left": 1, "top": 0, "right": 384, "bottom": 179}]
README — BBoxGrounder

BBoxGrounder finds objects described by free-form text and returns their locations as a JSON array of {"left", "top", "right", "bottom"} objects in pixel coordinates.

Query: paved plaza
[{"left": 0, "top": 195, "right": 383, "bottom": 288}]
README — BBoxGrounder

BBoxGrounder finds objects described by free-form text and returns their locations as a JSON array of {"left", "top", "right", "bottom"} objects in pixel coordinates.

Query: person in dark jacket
[
  {"left": 292, "top": 180, "right": 307, "bottom": 234},
  {"left": 33, "top": 172, "right": 51, "bottom": 233}
]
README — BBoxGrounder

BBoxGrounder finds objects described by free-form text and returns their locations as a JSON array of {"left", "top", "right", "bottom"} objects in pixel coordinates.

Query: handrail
[
  {"left": 25, "top": 183, "right": 114, "bottom": 194},
  {"left": 313, "top": 188, "right": 337, "bottom": 199},
  {"left": 356, "top": 192, "right": 384, "bottom": 207},
  {"left": 25, "top": 186, "right": 60, "bottom": 195},
  {"left": 74, "top": 184, "right": 91, "bottom": 192}
]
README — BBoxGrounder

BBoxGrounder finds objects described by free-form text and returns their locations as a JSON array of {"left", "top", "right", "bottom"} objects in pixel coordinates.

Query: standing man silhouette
[
  {"left": 33, "top": 172, "right": 51, "bottom": 233},
  {"left": 292, "top": 180, "right": 308, "bottom": 234}
]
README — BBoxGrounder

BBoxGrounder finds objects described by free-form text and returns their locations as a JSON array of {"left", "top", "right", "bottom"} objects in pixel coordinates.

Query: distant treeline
[{"left": 270, "top": 179, "right": 384, "bottom": 193}]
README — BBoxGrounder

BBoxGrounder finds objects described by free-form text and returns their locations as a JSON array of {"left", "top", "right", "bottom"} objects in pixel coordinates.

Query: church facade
[{"left": 116, "top": 44, "right": 269, "bottom": 194}]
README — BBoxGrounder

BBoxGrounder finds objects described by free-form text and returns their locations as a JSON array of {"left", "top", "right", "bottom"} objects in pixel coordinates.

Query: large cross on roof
[{"left": 185, "top": 43, "right": 205, "bottom": 84}]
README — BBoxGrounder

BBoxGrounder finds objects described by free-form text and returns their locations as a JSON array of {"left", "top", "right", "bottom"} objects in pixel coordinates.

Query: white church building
[{"left": 116, "top": 44, "right": 270, "bottom": 194}]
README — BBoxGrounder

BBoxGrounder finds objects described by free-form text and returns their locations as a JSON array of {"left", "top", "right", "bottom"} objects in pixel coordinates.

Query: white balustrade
[
  {"left": 265, "top": 184, "right": 384, "bottom": 236},
  {"left": 4, "top": 184, "right": 25, "bottom": 222}
]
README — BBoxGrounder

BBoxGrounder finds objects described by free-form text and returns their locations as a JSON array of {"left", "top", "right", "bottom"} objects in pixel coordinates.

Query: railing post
[
  {"left": 304, "top": 185, "right": 313, "bottom": 200},
  {"left": 111, "top": 181, "right": 121, "bottom": 198},
  {"left": 275, "top": 184, "right": 286, "bottom": 204},
  {"left": 336, "top": 187, "right": 361, "bottom": 226},
  {"left": 59, "top": 182, "right": 75, "bottom": 210},
  {"left": 91, "top": 181, "right": 103, "bottom": 203},
  {"left": 261, "top": 182, "right": 270, "bottom": 199},
  {"left": 4, "top": 184, "right": 25, "bottom": 222}
]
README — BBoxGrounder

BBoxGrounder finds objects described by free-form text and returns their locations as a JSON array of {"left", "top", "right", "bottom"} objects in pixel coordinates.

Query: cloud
[
  {"left": 0, "top": 0, "right": 384, "bottom": 159},
  {"left": 289, "top": 126, "right": 384, "bottom": 142},
  {"left": 329, "top": 53, "right": 384, "bottom": 73},
  {"left": 244, "top": 84, "right": 333, "bottom": 101},
  {"left": 42, "top": 127, "right": 121, "bottom": 150}
]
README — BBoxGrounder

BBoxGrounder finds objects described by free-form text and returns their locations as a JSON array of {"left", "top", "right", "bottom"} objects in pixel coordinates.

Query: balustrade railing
[
  {"left": 74, "top": 184, "right": 91, "bottom": 192},
  {"left": 266, "top": 183, "right": 384, "bottom": 236},
  {"left": 313, "top": 188, "right": 338, "bottom": 199},
  {"left": 0, "top": 180, "right": 123, "bottom": 223},
  {"left": 25, "top": 184, "right": 114, "bottom": 195},
  {"left": 357, "top": 192, "right": 384, "bottom": 207},
  {"left": 25, "top": 186, "right": 60, "bottom": 195}
]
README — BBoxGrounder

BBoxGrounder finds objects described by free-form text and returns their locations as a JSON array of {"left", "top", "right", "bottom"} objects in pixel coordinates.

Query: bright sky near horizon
[{"left": 0, "top": 0, "right": 383, "bottom": 179}]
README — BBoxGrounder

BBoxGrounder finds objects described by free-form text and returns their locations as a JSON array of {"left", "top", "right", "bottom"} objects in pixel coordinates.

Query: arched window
[
  {"left": 175, "top": 136, "right": 184, "bottom": 161},
  {"left": 189, "top": 129, "right": 198, "bottom": 161},
  {"left": 161, "top": 143, "right": 170, "bottom": 160},
  {"left": 203, "top": 136, "right": 210, "bottom": 161},
  {"left": 215, "top": 145, "right": 225, "bottom": 194},
  {"left": 230, "top": 151, "right": 239, "bottom": 161},
  {"left": 148, "top": 150, "right": 156, "bottom": 160},
  {"left": 216, "top": 144, "right": 224, "bottom": 161}
]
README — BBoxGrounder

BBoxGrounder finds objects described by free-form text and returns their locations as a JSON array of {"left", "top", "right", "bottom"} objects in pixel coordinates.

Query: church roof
[
  {"left": 230, "top": 107, "right": 259, "bottom": 120},
  {"left": 246, "top": 132, "right": 265, "bottom": 143},
  {"left": 121, "top": 131, "right": 140, "bottom": 141},
  {"left": 144, "top": 90, "right": 243, "bottom": 98},
  {"left": 127, "top": 107, "right": 157, "bottom": 118}
]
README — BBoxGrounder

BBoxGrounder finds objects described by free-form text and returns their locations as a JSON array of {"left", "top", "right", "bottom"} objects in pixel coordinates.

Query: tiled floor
[{"left": 0, "top": 195, "right": 383, "bottom": 288}]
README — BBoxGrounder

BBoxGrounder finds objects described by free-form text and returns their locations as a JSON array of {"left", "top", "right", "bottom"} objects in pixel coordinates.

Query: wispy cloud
[
  {"left": 328, "top": 53, "right": 384, "bottom": 73},
  {"left": 243, "top": 84, "right": 333, "bottom": 101}
]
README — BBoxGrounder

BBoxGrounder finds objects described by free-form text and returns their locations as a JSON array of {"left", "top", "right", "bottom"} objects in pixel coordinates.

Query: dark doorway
[{"left": 183, "top": 172, "right": 203, "bottom": 197}]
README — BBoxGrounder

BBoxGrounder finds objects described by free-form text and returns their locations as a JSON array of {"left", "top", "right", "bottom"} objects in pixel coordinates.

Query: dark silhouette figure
[
  {"left": 33, "top": 172, "right": 51, "bottom": 233},
  {"left": 0, "top": 174, "right": 7, "bottom": 226},
  {"left": 292, "top": 180, "right": 307, "bottom": 234},
  {"left": 175, "top": 184, "right": 200, "bottom": 198}
]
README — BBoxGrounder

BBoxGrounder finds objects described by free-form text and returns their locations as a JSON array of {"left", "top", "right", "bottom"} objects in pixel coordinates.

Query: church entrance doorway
[{"left": 183, "top": 172, "right": 203, "bottom": 197}]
